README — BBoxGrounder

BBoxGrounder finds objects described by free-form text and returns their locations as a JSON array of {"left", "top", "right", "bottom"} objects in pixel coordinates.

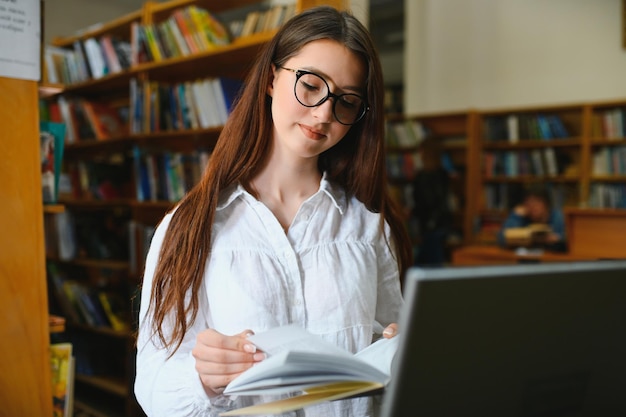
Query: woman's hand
[
  {"left": 192, "top": 328, "right": 265, "bottom": 397},
  {"left": 382, "top": 323, "right": 398, "bottom": 339}
]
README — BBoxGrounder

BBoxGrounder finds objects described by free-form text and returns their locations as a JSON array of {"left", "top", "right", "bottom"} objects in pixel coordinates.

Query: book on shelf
[
  {"left": 386, "top": 119, "right": 426, "bottom": 148},
  {"left": 80, "top": 100, "right": 127, "bottom": 140},
  {"left": 592, "top": 146, "right": 626, "bottom": 176},
  {"left": 589, "top": 184, "right": 626, "bottom": 209},
  {"left": 130, "top": 77, "right": 243, "bottom": 134},
  {"left": 132, "top": 147, "right": 210, "bottom": 202},
  {"left": 98, "top": 291, "right": 131, "bottom": 332},
  {"left": 44, "top": 211, "right": 78, "bottom": 261},
  {"left": 220, "top": 325, "right": 398, "bottom": 416},
  {"left": 50, "top": 342, "right": 74, "bottom": 417},
  {"left": 46, "top": 33, "right": 132, "bottom": 84},
  {"left": 483, "top": 148, "right": 572, "bottom": 178},
  {"left": 48, "top": 264, "right": 81, "bottom": 324},
  {"left": 593, "top": 108, "right": 626, "bottom": 139},
  {"left": 54, "top": 97, "right": 103, "bottom": 142},
  {"left": 238, "top": 4, "right": 296, "bottom": 38},
  {"left": 82, "top": 37, "right": 108, "bottom": 79},
  {"left": 40, "top": 121, "right": 66, "bottom": 204},
  {"left": 484, "top": 114, "right": 570, "bottom": 142},
  {"left": 130, "top": 5, "right": 232, "bottom": 65},
  {"left": 48, "top": 263, "right": 132, "bottom": 331}
]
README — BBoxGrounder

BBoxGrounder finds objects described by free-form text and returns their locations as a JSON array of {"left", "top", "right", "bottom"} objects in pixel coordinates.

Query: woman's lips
[{"left": 299, "top": 124, "right": 326, "bottom": 140}]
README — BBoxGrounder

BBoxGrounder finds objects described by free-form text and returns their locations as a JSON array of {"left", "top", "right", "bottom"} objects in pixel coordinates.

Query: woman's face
[{"left": 267, "top": 39, "right": 367, "bottom": 162}]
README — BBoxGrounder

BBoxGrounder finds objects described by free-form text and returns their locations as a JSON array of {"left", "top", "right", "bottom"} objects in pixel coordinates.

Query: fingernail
[
  {"left": 253, "top": 352, "right": 266, "bottom": 361},
  {"left": 243, "top": 343, "right": 257, "bottom": 353},
  {"left": 383, "top": 328, "right": 394, "bottom": 336}
]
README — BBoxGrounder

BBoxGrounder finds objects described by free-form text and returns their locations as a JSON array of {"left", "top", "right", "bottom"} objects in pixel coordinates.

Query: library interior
[{"left": 2, "top": 0, "right": 626, "bottom": 416}]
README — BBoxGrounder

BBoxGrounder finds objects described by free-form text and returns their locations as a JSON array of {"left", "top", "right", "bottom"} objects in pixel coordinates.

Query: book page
[
  {"left": 248, "top": 325, "right": 352, "bottom": 358},
  {"left": 220, "top": 381, "right": 382, "bottom": 416},
  {"left": 354, "top": 336, "right": 400, "bottom": 376}
]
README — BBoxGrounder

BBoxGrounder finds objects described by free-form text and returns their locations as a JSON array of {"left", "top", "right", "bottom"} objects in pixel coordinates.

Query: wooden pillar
[{"left": 0, "top": 77, "right": 52, "bottom": 417}]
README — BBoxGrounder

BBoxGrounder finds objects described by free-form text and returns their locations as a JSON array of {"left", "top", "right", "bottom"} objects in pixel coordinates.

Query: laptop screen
[{"left": 381, "top": 261, "right": 626, "bottom": 417}]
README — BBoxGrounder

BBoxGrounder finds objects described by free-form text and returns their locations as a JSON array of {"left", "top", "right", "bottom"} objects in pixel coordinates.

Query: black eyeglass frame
[{"left": 279, "top": 66, "right": 369, "bottom": 126}]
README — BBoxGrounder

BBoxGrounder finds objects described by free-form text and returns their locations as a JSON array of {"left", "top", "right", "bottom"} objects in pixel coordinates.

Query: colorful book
[
  {"left": 50, "top": 343, "right": 74, "bottom": 417},
  {"left": 80, "top": 100, "right": 127, "bottom": 140},
  {"left": 40, "top": 121, "right": 66, "bottom": 204}
]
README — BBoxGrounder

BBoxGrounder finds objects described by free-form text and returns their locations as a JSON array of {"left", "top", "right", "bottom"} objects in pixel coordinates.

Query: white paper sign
[{"left": 0, "top": 0, "right": 40, "bottom": 81}]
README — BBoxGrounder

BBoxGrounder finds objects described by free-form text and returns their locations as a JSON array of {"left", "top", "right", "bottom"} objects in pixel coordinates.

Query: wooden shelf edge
[
  {"left": 49, "top": 315, "right": 66, "bottom": 333},
  {"left": 38, "top": 83, "right": 64, "bottom": 98},
  {"left": 43, "top": 204, "right": 65, "bottom": 214}
]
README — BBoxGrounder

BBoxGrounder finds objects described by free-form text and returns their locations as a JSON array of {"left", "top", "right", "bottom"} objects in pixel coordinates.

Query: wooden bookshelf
[
  {"left": 42, "top": 1, "right": 346, "bottom": 416},
  {"left": 390, "top": 100, "right": 626, "bottom": 247},
  {"left": 385, "top": 111, "right": 478, "bottom": 252}
]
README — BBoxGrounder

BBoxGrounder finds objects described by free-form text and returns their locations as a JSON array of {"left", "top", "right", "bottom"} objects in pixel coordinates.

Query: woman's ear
[{"left": 267, "top": 64, "right": 277, "bottom": 97}]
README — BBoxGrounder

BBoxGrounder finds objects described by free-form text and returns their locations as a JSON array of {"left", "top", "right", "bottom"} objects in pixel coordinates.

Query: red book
[{"left": 81, "top": 100, "right": 127, "bottom": 140}]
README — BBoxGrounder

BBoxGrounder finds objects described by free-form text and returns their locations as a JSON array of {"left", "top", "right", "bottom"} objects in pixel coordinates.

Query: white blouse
[{"left": 135, "top": 175, "right": 403, "bottom": 417}]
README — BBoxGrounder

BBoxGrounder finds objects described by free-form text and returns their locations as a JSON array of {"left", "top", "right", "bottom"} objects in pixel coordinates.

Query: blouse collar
[{"left": 216, "top": 172, "right": 346, "bottom": 215}]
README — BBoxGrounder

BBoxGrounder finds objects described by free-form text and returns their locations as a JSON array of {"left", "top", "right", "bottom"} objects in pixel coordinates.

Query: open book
[{"left": 220, "top": 325, "right": 399, "bottom": 416}]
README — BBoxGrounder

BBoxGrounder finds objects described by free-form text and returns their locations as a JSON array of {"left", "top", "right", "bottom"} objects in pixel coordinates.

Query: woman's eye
[
  {"left": 339, "top": 97, "right": 358, "bottom": 109},
  {"left": 301, "top": 81, "right": 320, "bottom": 91}
]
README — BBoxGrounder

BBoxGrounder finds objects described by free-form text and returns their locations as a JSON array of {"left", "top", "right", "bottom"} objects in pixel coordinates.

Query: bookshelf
[
  {"left": 389, "top": 101, "right": 626, "bottom": 249},
  {"left": 475, "top": 103, "right": 584, "bottom": 243},
  {"left": 473, "top": 100, "right": 626, "bottom": 244},
  {"left": 385, "top": 111, "right": 479, "bottom": 261},
  {"left": 41, "top": 1, "right": 346, "bottom": 416}
]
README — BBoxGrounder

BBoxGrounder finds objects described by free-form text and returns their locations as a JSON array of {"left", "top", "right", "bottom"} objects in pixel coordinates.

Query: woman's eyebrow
[{"left": 299, "top": 66, "right": 365, "bottom": 94}]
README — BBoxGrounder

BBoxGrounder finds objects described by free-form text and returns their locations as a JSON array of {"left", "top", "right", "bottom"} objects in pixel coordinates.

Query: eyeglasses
[{"left": 279, "top": 66, "right": 369, "bottom": 126}]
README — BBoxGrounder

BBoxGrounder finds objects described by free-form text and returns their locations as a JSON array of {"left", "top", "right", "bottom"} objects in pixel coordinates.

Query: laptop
[{"left": 381, "top": 260, "right": 626, "bottom": 417}]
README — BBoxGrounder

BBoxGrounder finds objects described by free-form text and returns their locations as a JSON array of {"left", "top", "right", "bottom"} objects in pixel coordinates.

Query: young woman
[{"left": 135, "top": 6, "right": 412, "bottom": 416}]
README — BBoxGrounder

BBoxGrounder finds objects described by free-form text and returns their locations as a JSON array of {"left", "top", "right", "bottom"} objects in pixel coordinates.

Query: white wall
[
  {"left": 44, "top": 0, "right": 143, "bottom": 43},
  {"left": 405, "top": 0, "right": 626, "bottom": 114}
]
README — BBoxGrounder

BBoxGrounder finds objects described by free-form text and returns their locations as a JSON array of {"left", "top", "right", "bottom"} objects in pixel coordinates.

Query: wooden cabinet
[{"left": 565, "top": 208, "right": 626, "bottom": 259}]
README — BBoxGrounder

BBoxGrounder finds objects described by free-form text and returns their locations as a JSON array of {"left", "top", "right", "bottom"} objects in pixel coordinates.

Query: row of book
[
  {"left": 386, "top": 153, "right": 422, "bottom": 180},
  {"left": 591, "top": 146, "right": 626, "bottom": 176},
  {"left": 48, "top": 263, "right": 130, "bottom": 331},
  {"left": 483, "top": 114, "right": 572, "bottom": 142},
  {"left": 49, "top": 97, "right": 127, "bottom": 143},
  {"left": 483, "top": 148, "right": 572, "bottom": 178},
  {"left": 386, "top": 120, "right": 427, "bottom": 148},
  {"left": 130, "top": 76, "right": 242, "bottom": 134},
  {"left": 588, "top": 184, "right": 626, "bottom": 209},
  {"left": 133, "top": 147, "right": 210, "bottom": 202},
  {"left": 44, "top": 34, "right": 132, "bottom": 85},
  {"left": 65, "top": 158, "right": 134, "bottom": 201},
  {"left": 45, "top": 209, "right": 131, "bottom": 263},
  {"left": 591, "top": 108, "right": 626, "bottom": 139},
  {"left": 234, "top": 3, "right": 297, "bottom": 38},
  {"left": 387, "top": 152, "right": 458, "bottom": 181},
  {"left": 482, "top": 183, "right": 572, "bottom": 211},
  {"left": 132, "top": 5, "right": 230, "bottom": 64}
]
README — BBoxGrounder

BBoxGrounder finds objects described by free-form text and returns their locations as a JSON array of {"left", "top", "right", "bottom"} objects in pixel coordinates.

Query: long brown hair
[{"left": 148, "top": 6, "right": 412, "bottom": 353}]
